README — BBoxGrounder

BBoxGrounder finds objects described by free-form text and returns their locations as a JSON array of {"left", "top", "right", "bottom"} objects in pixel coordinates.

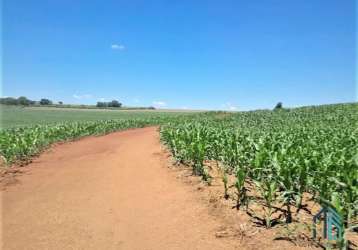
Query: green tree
[
  {"left": 96, "top": 102, "right": 107, "bottom": 107},
  {"left": 39, "top": 98, "right": 52, "bottom": 105},
  {"left": 0, "top": 97, "right": 18, "bottom": 105},
  {"left": 108, "top": 100, "right": 122, "bottom": 107},
  {"left": 274, "top": 102, "right": 283, "bottom": 110},
  {"left": 17, "top": 96, "right": 31, "bottom": 106}
]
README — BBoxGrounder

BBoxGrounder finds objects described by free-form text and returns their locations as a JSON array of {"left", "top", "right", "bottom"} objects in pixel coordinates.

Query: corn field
[
  {"left": 0, "top": 118, "right": 166, "bottom": 164},
  {"left": 160, "top": 103, "right": 358, "bottom": 232},
  {"left": 1, "top": 103, "right": 357, "bottom": 243}
]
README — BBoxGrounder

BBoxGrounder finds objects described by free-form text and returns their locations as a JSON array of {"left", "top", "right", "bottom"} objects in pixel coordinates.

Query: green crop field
[
  {"left": 0, "top": 105, "right": 201, "bottom": 164},
  {"left": 0, "top": 102, "right": 357, "bottom": 246},
  {"left": 0, "top": 105, "right": 198, "bottom": 129},
  {"left": 160, "top": 102, "right": 358, "bottom": 242}
]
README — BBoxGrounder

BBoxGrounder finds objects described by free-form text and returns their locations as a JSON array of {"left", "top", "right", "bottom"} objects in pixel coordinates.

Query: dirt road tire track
[{"left": 2, "top": 127, "right": 240, "bottom": 250}]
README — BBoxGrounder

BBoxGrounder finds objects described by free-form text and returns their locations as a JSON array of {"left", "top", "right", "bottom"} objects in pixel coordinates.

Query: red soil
[{"left": 1, "top": 127, "right": 322, "bottom": 249}]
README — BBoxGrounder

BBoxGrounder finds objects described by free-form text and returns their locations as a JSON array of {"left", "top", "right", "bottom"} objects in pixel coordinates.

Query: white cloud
[
  {"left": 98, "top": 98, "right": 106, "bottom": 102},
  {"left": 228, "top": 106, "right": 237, "bottom": 111},
  {"left": 152, "top": 101, "right": 167, "bottom": 108},
  {"left": 132, "top": 98, "right": 140, "bottom": 103},
  {"left": 73, "top": 94, "right": 93, "bottom": 100},
  {"left": 111, "top": 44, "right": 125, "bottom": 50},
  {"left": 222, "top": 102, "right": 238, "bottom": 111}
]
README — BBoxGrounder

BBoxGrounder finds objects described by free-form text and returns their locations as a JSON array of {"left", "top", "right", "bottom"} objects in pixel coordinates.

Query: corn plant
[
  {"left": 254, "top": 178, "right": 278, "bottom": 228},
  {"left": 234, "top": 167, "right": 248, "bottom": 210}
]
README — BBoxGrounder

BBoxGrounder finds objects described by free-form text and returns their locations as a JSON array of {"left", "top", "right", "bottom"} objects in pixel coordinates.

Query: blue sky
[{"left": 2, "top": 0, "right": 356, "bottom": 110}]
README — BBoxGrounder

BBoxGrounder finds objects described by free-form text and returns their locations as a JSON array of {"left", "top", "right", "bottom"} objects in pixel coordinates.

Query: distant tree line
[
  {"left": 0, "top": 96, "right": 122, "bottom": 108},
  {"left": 96, "top": 100, "right": 122, "bottom": 108},
  {"left": 0, "top": 96, "right": 155, "bottom": 110},
  {"left": 0, "top": 96, "right": 56, "bottom": 106}
]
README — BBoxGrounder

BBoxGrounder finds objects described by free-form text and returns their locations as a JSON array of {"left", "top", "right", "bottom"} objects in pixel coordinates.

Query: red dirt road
[{"left": 2, "top": 127, "right": 239, "bottom": 250}]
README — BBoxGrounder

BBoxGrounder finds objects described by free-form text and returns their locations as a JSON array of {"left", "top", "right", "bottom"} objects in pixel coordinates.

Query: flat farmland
[
  {"left": 0, "top": 105, "right": 199, "bottom": 129},
  {"left": 1, "top": 102, "right": 357, "bottom": 249}
]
